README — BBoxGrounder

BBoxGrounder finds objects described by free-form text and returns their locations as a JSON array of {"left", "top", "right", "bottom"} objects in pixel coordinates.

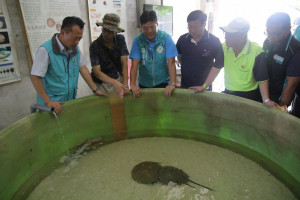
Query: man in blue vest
[
  {"left": 31, "top": 16, "right": 106, "bottom": 114},
  {"left": 129, "top": 11, "right": 178, "bottom": 98}
]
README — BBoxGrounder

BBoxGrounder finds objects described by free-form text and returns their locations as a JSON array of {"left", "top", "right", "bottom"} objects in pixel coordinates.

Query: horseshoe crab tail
[
  {"left": 188, "top": 179, "right": 215, "bottom": 191},
  {"left": 184, "top": 183, "right": 196, "bottom": 189}
]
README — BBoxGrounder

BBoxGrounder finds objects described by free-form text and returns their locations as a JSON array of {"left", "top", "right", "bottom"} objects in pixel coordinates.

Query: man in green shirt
[{"left": 191, "top": 17, "right": 277, "bottom": 107}]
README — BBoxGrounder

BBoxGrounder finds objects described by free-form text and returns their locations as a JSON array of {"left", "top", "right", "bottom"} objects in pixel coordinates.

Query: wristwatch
[
  {"left": 263, "top": 98, "right": 270, "bottom": 104},
  {"left": 92, "top": 87, "right": 99, "bottom": 93},
  {"left": 169, "top": 81, "right": 176, "bottom": 87}
]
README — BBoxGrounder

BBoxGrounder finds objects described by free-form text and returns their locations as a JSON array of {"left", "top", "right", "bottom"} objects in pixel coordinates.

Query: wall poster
[
  {"left": 87, "top": 0, "right": 127, "bottom": 42},
  {"left": 18, "top": 0, "right": 82, "bottom": 67},
  {"left": 0, "top": 0, "right": 21, "bottom": 85}
]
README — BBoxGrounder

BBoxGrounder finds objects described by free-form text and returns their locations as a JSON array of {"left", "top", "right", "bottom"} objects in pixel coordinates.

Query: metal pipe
[{"left": 30, "top": 104, "right": 54, "bottom": 113}]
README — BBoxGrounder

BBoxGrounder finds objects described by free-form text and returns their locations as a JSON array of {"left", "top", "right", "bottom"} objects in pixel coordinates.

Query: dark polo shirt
[
  {"left": 89, "top": 34, "right": 129, "bottom": 83},
  {"left": 176, "top": 30, "right": 224, "bottom": 88},
  {"left": 254, "top": 34, "right": 300, "bottom": 102}
]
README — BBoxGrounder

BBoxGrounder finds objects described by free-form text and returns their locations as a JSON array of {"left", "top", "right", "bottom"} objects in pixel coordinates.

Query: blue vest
[
  {"left": 37, "top": 34, "right": 80, "bottom": 105},
  {"left": 294, "top": 26, "right": 300, "bottom": 42},
  {"left": 137, "top": 30, "right": 169, "bottom": 87}
]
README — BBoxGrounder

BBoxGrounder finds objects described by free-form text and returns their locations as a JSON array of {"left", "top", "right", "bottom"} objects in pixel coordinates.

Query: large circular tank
[{"left": 0, "top": 89, "right": 299, "bottom": 199}]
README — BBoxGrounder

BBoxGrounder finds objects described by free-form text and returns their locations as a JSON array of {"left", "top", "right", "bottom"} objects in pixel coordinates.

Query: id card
[{"left": 273, "top": 54, "right": 284, "bottom": 64}]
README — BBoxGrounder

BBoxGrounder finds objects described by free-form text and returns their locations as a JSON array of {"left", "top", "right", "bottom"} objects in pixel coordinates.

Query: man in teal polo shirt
[
  {"left": 31, "top": 16, "right": 106, "bottom": 114},
  {"left": 195, "top": 17, "right": 278, "bottom": 107},
  {"left": 129, "top": 11, "right": 178, "bottom": 98}
]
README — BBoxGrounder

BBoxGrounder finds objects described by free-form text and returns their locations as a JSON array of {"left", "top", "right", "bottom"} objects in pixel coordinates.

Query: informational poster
[
  {"left": 87, "top": 0, "right": 127, "bottom": 42},
  {"left": 0, "top": 0, "right": 21, "bottom": 85},
  {"left": 18, "top": 0, "right": 81, "bottom": 60}
]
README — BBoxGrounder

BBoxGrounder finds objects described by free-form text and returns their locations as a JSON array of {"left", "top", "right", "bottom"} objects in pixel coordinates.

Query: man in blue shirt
[
  {"left": 176, "top": 10, "right": 224, "bottom": 91},
  {"left": 129, "top": 11, "right": 178, "bottom": 98}
]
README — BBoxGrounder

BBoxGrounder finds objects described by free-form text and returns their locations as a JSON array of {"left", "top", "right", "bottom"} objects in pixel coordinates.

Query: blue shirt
[{"left": 130, "top": 32, "right": 178, "bottom": 60}]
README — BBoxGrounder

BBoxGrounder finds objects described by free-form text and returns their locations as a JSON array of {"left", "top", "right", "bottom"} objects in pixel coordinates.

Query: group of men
[{"left": 30, "top": 10, "right": 300, "bottom": 119}]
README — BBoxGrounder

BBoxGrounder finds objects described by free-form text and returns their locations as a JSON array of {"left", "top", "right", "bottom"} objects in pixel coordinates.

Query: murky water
[{"left": 27, "top": 137, "right": 296, "bottom": 200}]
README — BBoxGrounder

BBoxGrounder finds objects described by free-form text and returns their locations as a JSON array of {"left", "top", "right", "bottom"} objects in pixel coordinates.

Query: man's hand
[
  {"left": 164, "top": 85, "right": 175, "bottom": 96},
  {"left": 264, "top": 100, "right": 279, "bottom": 107},
  {"left": 94, "top": 89, "right": 107, "bottom": 96},
  {"left": 122, "top": 85, "right": 130, "bottom": 96},
  {"left": 189, "top": 86, "right": 206, "bottom": 93},
  {"left": 113, "top": 81, "right": 125, "bottom": 98},
  {"left": 131, "top": 85, "right": 141, "bottom": 98},
  {"left": 47, "top": 101, "right": 64, "bottom": 114}
]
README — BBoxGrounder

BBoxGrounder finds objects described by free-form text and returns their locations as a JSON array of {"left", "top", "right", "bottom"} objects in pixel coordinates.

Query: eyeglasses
[
  {"left": 187, "top": 26, "right": 203, "bottom": 31},
  {"left": 142, "top": 26, "right": 157, "bottom": 31},
  {"left": 264, "top": 30, "right": 281, "bottom": 38}
]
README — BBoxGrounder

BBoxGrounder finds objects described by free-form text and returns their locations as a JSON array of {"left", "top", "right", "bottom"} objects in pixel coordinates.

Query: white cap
[
  {"left": 220, "top": 17, "right": 250, "bottom": 33},
  {"left": 294, "top": 17, "right": 300, "bottom": 25}
]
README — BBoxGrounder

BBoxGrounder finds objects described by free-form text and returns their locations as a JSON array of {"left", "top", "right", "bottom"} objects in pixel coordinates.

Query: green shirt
[{"left": 223, "top": 40, "right": 263, "bottom": 91}]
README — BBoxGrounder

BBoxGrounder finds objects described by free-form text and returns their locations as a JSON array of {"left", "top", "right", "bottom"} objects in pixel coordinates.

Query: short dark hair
[
  {"left": 140, "top": 11, "right": 157, "bottom": 25},
  {"left": 187, "top": 10, "right": 207, "bottom": 24},
  {"left": 266, "top": 12, "right": 291, "bottom": 29},
  {"left": 61, "top": 16, "right": 85, "bottom": 33}
]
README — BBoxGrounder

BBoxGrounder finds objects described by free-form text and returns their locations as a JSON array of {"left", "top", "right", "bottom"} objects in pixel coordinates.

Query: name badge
[{"left": 273, "top": 54, "right": 284, "bottom": 64}]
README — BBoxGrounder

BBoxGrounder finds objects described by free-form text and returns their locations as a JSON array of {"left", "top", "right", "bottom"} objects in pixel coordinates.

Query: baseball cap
[{"left": 220, "top": 17, "right": 250, "bottom": 33}]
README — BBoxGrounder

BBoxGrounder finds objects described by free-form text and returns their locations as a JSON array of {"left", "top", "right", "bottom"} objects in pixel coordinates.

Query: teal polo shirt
[{"left": 223, "top": 40, "right": 264, "bottom": 91}]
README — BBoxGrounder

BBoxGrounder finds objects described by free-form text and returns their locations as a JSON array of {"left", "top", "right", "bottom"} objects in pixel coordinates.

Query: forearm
[
  {"left": 279, "top": 77, "right": 300, "bottom": 106},
  {"left": 258, "top": 80, "right": 270, "bottom": 101},
  {"left": 130, "top": 59, "right": 139, "bottom": 87},
  {"left": 30, "top": 75, "right": 51, "bottom": 104},
  {"left": 79, "top": 66, "right": 98, "bottom": 91},
  {"left": 92, "top": 65, "right": 119, "bottom": 85},
  {"left": 121, "top": 56, "right": 128, "bottom": 85},
  {"left": 167, "top": 57, "right": 176, "bottom": 83},
  {"left": 203, "top": 67, "right": 221, "bottom": 87},
  {"left": 280, "top": 87, "right": 297, "bottom": 106}
]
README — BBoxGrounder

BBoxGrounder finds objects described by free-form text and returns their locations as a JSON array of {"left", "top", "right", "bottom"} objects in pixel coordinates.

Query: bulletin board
[
  {"left": 0, "top": 0, "right": 21, "bottom": 85},
  {"left": 17, "top": 0, "right": 82, "bottom": 69},
  {"left": 87, "top": 0, "right": 127, "bottom": 42}
]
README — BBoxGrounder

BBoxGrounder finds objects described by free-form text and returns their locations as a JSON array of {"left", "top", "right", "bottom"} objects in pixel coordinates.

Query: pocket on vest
[{"left": 47, "top": 86, "right": 67, "bottom": 96}]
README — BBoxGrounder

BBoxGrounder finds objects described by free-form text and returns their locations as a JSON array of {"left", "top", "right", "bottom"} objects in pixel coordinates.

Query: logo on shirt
[
  {"left": 201, "top": 50, "right": 211, "bottom": 57},
  {"left": 156, "top": 46, "right": 164, "bottom": 54},
  {"left": 273, "top": 54, "right": 284, "bottom": 64}
]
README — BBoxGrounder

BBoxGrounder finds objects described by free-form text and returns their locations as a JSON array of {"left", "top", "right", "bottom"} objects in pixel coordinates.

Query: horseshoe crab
[
  {"left": 158, "top": 166, "right": 214, "bottom": 191},
  {"left": 131, "top": 161, "right": 214, "bottom": 191},
  {"left": 131, "top": 161, "right": 162, "bottom": 184}
]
